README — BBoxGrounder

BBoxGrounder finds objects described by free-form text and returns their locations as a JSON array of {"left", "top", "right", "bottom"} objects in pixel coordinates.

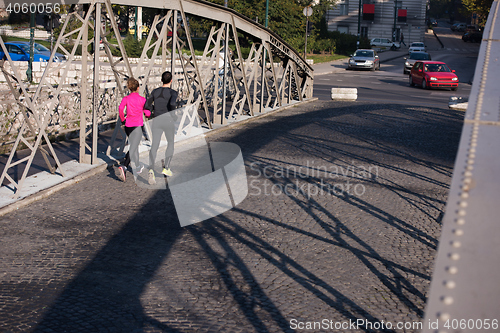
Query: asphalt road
[{"left": 313, "top": 28, "right": 479, "bottom": 109}]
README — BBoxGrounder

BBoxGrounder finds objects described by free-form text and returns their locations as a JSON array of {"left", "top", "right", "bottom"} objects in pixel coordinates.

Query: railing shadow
[{"left": 31, "top": 101, "right": 462, "bottom": 332}]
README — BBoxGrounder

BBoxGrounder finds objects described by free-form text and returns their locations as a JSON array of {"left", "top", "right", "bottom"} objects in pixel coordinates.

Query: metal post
[
  {"left": 265, "top": 0, "right": 269, "bottom": 28},
  {"left": 393, "top": 0, "right": 397, "bottom": 41},
  {"left": 222, "top": 24, "right": 229, "bottom": 123},
  {"left": 171, "top": 10, "right": 178, "bottom": 88},
  {"left": 92, "top": 2, "right": 101, "bottom": 164},
  {"left": 50, "top": 14, "right": 54, "bottom": 52},
  {"left": 137, "top": 7, "right": 142, "bottom": 41},
  {"left": 222, "top": 0, "right": 228, "bottom": 123},
  {"left": 304, "top": 16, "right": 308, "bottom": 59},
  {"left": 357, "top": 0, "right": 362, "bottom": 47},
  {"left": 260, "top": 44, "right": 266, "bottom": 112},
  {"left": 80, "top": 18, "right": 89, "bottom": 163},
  {"left": 134, "top": 6, "right": 138, "bottom": 39},
  {"left": 27, "top": 12, "right": 35, "bottom": 82}
]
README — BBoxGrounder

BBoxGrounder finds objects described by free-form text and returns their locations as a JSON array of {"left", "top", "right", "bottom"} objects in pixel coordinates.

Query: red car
[{"left": 409, "top": 61, "right": 459, "bottom": 91}]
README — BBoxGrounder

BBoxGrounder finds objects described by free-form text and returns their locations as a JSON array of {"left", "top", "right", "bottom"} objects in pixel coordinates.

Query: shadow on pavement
[{"left": 30, "top": 101, "right": 462, "bottom": 332}]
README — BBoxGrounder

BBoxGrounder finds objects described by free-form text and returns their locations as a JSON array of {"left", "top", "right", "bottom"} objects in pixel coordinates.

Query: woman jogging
[
  {"left": 144, "top": 71, "right": 178, "bottom": 185},
  {"left": 117, "top": 77, "right": 151, "bottom": 181}
]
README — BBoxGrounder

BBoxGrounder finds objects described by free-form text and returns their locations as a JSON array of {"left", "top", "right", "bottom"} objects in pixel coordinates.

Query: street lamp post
[
  {"left": 27, "top": 12, "right": 35, "bottom": 83},
  {"left": 303, "top": 6, "right": 313, "bottom": 59},
  {"left": 357, "top": 0, "right": 361, "bottom": 47},
  {"left": 265, "top": 0, "right": 269, "bottom": 28}
]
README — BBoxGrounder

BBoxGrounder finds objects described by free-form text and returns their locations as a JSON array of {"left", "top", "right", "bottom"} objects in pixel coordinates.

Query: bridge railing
[
  {"left": 0, "top": 0, "right": 314, "bottom": 197},
  {"left": 422, "top": 1, "right": 500, "bottom": 331}
]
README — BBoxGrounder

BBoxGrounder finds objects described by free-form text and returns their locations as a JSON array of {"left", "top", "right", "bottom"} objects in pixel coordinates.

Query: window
[
  {"left": 339, "top": 2, "right": 348, "bottom": 15},
  {"left": 8, "top": 45, "right": 23, "bottom": 54},
  {"left": 338, "top": 26, "right": 349, "bottom": 34},
  {"left": 361, "top": 27, "right": 368, "bottom": 38}
]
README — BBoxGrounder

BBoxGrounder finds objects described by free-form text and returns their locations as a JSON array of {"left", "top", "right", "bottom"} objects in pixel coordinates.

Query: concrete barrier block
[
  {"left": 331, "top": 88, "right": 357, "bottom": 100},
  {"left": 449, "top": 96, "right": 468, "bottom": 111}
]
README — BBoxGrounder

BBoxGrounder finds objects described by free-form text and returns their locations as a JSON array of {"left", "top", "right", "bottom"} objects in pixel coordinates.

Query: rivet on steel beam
[
  {"left": 444, "top": 280, "right": 456, "bottom": 289},
  {"left": 459, "top": 201, "right": 468, "bottom": 208},
  {"left": 451, "top": 241, "right": 461, "bottom": 248},
  {"left": 441, "top": 296, "right": 454, "bottom": 305},
  {"left": 437, "top": 312, "right": 450, "bottom": 321},
  {"left": 466, "top": 165, "right": 473, "bottom": 171},
  {"left": 446, "top": 266, "right": 458, "bottom": 274},
  {"left": 456, "top": 218, "right": 465, "bottom": 225},
  {"left": 448, "top": 253, "right": 460, "bottom": 260},
  {"left": 464, "top": 171, "right": 473, "bottom": 177},
  {"left": 457, "top": 209, "right": 467, "bottom": 216},
  {"left": 460, "top": 192, "right": 469, "bottom": 199},
  {"left": 453, "top": 229, "right": 464, "bottom": 236}
]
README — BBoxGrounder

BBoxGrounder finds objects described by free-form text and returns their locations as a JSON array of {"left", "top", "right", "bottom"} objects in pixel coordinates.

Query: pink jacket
[{"left": 119, "top": 92, "right": 151, "bottom": 127}]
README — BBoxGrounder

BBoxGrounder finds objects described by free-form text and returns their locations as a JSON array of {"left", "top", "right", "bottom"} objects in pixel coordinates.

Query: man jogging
[{"left": 144, "top": 71, "right": 178, "bottom": 185}]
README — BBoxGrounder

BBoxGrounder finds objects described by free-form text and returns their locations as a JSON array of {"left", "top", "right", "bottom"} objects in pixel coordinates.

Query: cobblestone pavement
[{"left": 0, "top": 100, "right": 463, "bottom": 333}]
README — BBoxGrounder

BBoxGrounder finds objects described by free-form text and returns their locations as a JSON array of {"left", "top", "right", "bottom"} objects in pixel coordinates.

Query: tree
[{"left": 462, "top": 0, "right": 494, "bottom": 25}]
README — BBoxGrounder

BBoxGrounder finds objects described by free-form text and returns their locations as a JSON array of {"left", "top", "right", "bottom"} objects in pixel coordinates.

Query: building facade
[{"left": 326, "top": 0, "right": 427, "bottom": 44}]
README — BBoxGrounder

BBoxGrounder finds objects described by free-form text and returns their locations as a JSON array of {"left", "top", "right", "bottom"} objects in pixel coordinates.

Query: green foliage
[
  {"left": 122, "top": 34, "right": 143, "bottom": 58},
  {"left": 462, "top": 0, "right": 493, "bottom": 25}
]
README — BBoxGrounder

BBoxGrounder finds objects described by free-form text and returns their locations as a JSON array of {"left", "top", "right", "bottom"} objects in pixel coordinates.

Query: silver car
[
  {"left": 403, "top": 52, "right": 431, "bottom": 74},
  {"left": 408, "top": 42, "right": 426, "bottom": 54},
  {"left": 370, "top": 38, "right": 400, "bottom": 50},
  {"left": 348, "top": 49, "right": 380, "bottom": 71}
]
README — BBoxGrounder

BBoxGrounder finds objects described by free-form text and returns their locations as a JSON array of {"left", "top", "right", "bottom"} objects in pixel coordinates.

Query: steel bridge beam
[
  {"left": 422, "top": 1, "right": 500, "bottom": 330},
  {"left": 0, "top": 0, "right": 313, "bottom": 197}
]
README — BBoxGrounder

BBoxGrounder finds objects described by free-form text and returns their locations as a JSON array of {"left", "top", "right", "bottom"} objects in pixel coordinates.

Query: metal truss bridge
[{"left": 0, "top": 0, "right": 314, "bottom": 197}]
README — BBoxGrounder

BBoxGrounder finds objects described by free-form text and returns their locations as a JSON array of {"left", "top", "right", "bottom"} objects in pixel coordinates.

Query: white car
[
  {"left": 370, "top": 38, "right": 400, "bottom": 50},
  {"left": 408, "top": 42, "right": 426, "bottom": 54}
]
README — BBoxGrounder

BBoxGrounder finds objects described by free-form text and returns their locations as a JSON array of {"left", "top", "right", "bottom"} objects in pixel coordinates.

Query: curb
[
  {"left": 0, "top": 163, "right": 109, "bottom": 217},
  {"left": 0, "top": 98, "right": 318, "bottom": 217}
]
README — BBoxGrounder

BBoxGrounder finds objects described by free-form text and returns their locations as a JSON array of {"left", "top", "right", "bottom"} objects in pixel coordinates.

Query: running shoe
[
  {"left": 134, "top": 164, "right": 144, "bottom": 174},
  {"left": 118, "top": 166, "right": 126, "bottom": 182},
  {"left": 148, "top": 169, "right": 156, "bottom": 185},
  {"left": 162, "top": 168, "right": 173, "bottom": 177}
]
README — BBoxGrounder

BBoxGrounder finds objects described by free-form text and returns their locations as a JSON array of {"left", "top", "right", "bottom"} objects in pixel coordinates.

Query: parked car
[
  {"left": 430, "top": 18, "right": 438, "bottom": 26},
  {"left": 451, "top": 23, "right": 467, "bottom": 31},
  {"left": 409, "top": 61, "right": 459, "bottom": 91},
  {"left": 370, "top": 38, "right": 400, "bottom": 50},
  {"left": 347, "top": 49, "right": 380, "bottom": 71},
  {"left": 403, "top": 52, "right": 431, "bottom": 74},
  {"left": 462, "top": 31, "right": 483, "bottom": 42},
  {"left": 14, "top": 42, "right": 66, "bottom": 62},
  {"left": 0, "top": 42, "right": 66, "bottom": 62},
  {"left": 408, "top": 42, "right": 426, "bottom": 54},
  {"left": 465, "top": 25, "right": 481, "bottom": 32}
]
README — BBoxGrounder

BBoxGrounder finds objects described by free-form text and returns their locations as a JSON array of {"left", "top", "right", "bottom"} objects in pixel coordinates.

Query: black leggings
[
  {"left": 123, "top": 126, "right": 142, "bottom": 169},
  {"left": 149, "top": 114, "right": 175, "bottom": 170}
]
